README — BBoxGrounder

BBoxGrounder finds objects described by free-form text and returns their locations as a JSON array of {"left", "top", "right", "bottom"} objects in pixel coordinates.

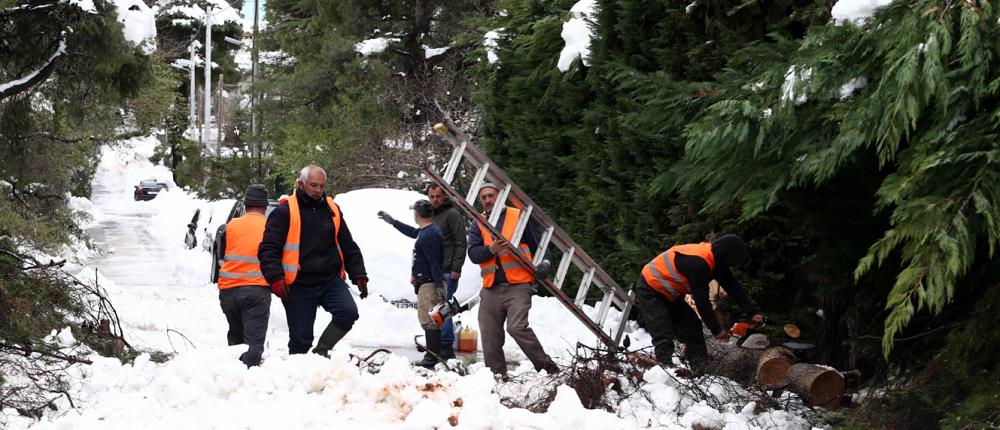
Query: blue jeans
[
  {"left": 281, "top": 275, "right": 359, "bottom": 354},
  {"left": 441, "top": 273, "right": 459, "bottom": 347}
]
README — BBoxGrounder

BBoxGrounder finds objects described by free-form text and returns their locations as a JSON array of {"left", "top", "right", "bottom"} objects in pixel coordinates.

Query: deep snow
[{"left": 4, "top": 136, "right": 819, "bottom": 429}]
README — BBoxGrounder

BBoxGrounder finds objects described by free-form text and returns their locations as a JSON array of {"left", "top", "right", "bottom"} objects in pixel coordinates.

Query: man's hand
[
  {"left": 376, "top": 210, "right": 395, "bottom": 225},
  {"left": 450, "top": 271, "right": 461, "bottom": 280},
  {"left": 713, "top": 329, "right": 732, "bottom": 341},
  {"left": 488, "top": 238, "right": 509, "bottom": 254},
  {"left": 354, "top": 277, "right": 369, "bottom": 299},
  {"left": 271, "top": 279, "right": 288, "bottom": 298},
  {"left": 535, "top": 260, "right": 553, "bottom": 279},
  {"left": 751, "top": 313, "right": 766, "bottom": 327}
]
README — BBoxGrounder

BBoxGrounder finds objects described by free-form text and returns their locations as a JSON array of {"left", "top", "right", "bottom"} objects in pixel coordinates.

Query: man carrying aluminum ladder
[{"left": 468, "top": 182, "right": 559, "bottom": 378}]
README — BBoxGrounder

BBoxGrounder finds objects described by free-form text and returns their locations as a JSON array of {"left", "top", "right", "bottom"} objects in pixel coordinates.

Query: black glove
[
  {"left": 535, "top": 260, "right": 553, "bottom": 279},
  {"left": 354, "top": 277, "right": 369, "bottom": 299},
  {"left": 376, "top": 210, "right": 395, "bottom": 225}
]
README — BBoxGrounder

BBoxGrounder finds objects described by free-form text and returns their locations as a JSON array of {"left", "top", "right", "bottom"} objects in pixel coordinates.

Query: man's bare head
[{"left": 297, "top": 165, "right": 327, "bottom": 200}]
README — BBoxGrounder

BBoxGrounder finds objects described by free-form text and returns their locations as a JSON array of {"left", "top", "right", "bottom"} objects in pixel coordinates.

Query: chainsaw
[
  {"left": 728, "top": 317, "right": 767, "bottom": 349},
  {"left": 429, "top": 295, "right": 481, "bottom": 327}
]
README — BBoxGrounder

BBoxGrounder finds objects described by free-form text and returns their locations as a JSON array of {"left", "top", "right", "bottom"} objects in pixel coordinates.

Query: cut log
[
  {"left": 783, "top": 324, "right": 801, "bottom": 339},
  {"left": 755, "top": 347, "right": 796, "bottom": 389},
  {"left": 787, "top": 363, "right": 845, "bottom": 409}
]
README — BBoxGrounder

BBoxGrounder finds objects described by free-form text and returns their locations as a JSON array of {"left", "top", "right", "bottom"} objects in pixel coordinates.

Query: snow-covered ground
[{"left": 4, "top": 136, "right": 819, "bottom": 429}]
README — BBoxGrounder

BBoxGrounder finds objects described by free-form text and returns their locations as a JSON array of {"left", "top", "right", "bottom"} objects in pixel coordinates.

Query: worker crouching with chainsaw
[
  {"left": 636, "top": 234, "right": 764, "bottom": 375},
  {"left": 384, "top": 199, "right": 448, "bottom": 369}
]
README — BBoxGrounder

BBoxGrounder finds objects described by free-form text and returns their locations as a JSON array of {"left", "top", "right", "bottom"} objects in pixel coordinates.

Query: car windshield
[{"left": 140, "top": 180, "right": 160, "bottom": 187}]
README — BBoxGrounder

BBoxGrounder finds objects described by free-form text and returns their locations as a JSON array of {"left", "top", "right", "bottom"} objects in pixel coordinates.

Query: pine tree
[{"left": 1, "top": 0, "right": 158, "bottom": 250}]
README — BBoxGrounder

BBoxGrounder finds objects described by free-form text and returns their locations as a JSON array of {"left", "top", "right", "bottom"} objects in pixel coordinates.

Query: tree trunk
[
  {"left": 756, "top": 347, "right": 797, "bottom": 389},
  {"left": 787, "top": 363, "right": 845, "bottom": 409}
]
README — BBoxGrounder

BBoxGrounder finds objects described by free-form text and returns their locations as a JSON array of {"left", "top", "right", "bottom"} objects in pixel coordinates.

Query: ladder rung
[
  {"left": 465, "top": 163, "right": 489, "bottom": 207},
  {"left": 574, "top": 267, "right": 596, "bottom": 307},
  {"left": 533, "top": 226, "right": 555, "bottom": 266},
  {"left": 509, "top": 204, "right": 533, "bottom": 252},
  {"left": 554, "top": 246, "right": 575, "bottom": 290},
  {"left": 596, "top": 287, "right": 613, "bottom": 328},
  {"left": 488, "top": 183, "right": 512, "bottom": 226},
  {"left": 443, "top": 140, "right": 466, "bottom": 183},
  {"left": 613, "top": 289, "right": 636, "bottom": 346}
]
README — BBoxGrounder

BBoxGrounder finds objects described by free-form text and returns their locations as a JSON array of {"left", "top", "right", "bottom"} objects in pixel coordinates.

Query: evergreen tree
[
  {"left": 1, "top": 0, "right": 158, "bottom": 251},
  {"left": 259, "top": 0, "right": 490, "bottom": 193}
]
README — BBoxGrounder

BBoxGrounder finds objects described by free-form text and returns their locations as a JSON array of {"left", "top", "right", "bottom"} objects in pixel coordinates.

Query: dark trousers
[
  {"left": 219, "top": 285, "right": 271, "bottom": 367},
  {"left": 478, "top": 282, "right": 551, "bottom": 375},
  {"left": 634, "top": 278, "right": 706, "bottom": 364},
  {"left": 281, "top": 275, "right": 359, "bottom": 354},
  {"left": 441, "top": 273, "right": 459, "bottom": 347}
]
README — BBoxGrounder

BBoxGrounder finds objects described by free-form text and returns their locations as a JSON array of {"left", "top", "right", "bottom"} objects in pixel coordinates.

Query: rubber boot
[
  {"left": 312, "top": 322, "right": 348, "bottom": 357},
  {"left": 439, "top": 344, "right": 456, "bottom": 361},
  {"left": 415, "top": 329, "right": 441, "bottom": 369},
  {"left": 681, "top": 344, "right": 709, "bottom": 377}
]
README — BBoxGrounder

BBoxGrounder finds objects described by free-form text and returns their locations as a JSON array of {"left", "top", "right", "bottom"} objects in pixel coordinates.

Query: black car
[
  {"left": 210, "top": 198, "right": 280, "bottom": 283},
  {"left": 134, "top": 179, "right": 169, "bottom": 201}
]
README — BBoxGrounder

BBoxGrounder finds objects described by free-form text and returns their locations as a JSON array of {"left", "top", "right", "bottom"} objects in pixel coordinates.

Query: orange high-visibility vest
[
  {"left": 641, "top": 242, "right": 715, "bottom": 301},
  {"left": 219, "top": 213, "right": 269, "bottom": 289},
  {"left": 282, "top": 191, "right": 345, "bottom": 285},
  {"left": 477, "top": 207, "right": 534, "bottom": 287}
]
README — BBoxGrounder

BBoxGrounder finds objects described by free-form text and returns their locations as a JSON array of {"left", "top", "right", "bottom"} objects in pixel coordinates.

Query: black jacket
[
  {"left": 258, "top": 192, "right": 367, "bottom": 286},
  {"left": 673, "top": 252, "right": 756, "bottom": 335},
  {"left": 433, "top": 199, "right": 468, "bottom": 273}
]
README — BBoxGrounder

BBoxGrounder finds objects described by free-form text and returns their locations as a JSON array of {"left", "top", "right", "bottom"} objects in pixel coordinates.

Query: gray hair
[{"left": 297, "top": 165, "right": 327, "bottom": 183}]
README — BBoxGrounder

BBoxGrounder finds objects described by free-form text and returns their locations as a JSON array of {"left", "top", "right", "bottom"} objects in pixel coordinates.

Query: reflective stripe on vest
[
  {"left": 477, "top": 207, "right": 534, "bottom": 288},
  {"left": 641, "top": 242, "right": 715, "bottom": 301},
  {"left": 282, "top": 191, "right": 345, "bottom": 285},
  {"left": 218, "top": 213, "right": 269, "bottom": 289}
]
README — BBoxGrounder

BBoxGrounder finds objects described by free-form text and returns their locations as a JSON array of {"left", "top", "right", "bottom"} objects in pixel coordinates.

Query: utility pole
[
  {"left": 217, "top": 74, "right": 223, "bottom": 156},
  {"left": 189, "top": 42, "right": 197, "bottom": 141},
  {"left": 203, "top": 8, "right": 212, "bottom": 150}
]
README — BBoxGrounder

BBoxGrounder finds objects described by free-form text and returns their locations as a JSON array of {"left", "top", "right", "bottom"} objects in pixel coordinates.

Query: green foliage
[
  {"left": 675, "top": 0, "right": 1000, "bottom": 356},
  {"left": 1, "top": 0, "right": 159, "bottom": 251}
]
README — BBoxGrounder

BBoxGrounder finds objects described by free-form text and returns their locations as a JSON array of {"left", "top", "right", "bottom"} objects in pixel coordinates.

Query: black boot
[
  {"left": 312, "top": 323, "right": 348, "bottom": 357},
  {"left": 440, "top": 344, "right": 456, "bottom": 361},
  {"left": 415, "top": 329, "right": 441, "bottom": 369}
]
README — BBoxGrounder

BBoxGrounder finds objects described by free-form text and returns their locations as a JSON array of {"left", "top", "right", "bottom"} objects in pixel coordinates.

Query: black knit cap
[
  {"left": 410, "top": 199, "right": 434, "bottom": 218},
  {"left": 711, "top": 234, "right": 750, "bottom": 267},
  {"left": 244, "top": 184, "right": 269, "bottom": 208}
]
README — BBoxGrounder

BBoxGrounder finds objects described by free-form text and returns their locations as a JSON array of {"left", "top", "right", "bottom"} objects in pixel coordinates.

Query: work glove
[
  {"left": 354, "top": 277, "right": 369, "bottom": 299},
  {"left": 751, "top": 313, "right": 766, "bottom": 327},
  {"left": 376, "top": 210, "right": 395, "bottom": 225},
  {"left": 271, "top": 279, "right": 288, "bottom": 299},
  {"left": 535, "top": 260, "right": 553, "bottom": 279}
]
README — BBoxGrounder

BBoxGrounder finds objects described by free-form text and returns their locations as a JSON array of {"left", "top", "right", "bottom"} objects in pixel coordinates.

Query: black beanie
[
  {"left": 711, "top": 234, "right": 749, "bottom": 267},
  {"left": 244, "top": 184, "right": 269, "bottom": 208}
]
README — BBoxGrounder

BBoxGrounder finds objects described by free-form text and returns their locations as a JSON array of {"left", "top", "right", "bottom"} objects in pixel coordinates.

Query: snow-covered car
[
  {"left": 209, "top": 198, "right": 280, "bottom": 283},
  {"left": 133, "top": 179, "right": 168, "bottom": 201}
]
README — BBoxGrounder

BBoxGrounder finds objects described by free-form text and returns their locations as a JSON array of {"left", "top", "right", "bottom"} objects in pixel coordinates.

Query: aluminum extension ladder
[{"left": 425, "top": 116, "right": 636, "bottom": 350}]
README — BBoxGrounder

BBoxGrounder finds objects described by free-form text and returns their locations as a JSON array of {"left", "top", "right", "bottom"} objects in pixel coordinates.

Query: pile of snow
[
  {"left": 484, "top": 29, "right": 503, "bottom": 64},
  {"left": 355, "top": 37, "right": 399, "bottom": 56},
  {"left": 781, "top": 65, "right": 812, "bottom": 106},
  {"left": 839, "top": 76, "right": 867, "bottom": 99},
  {"left": 115, "top": 0, "right": 157, "bottom": 54},
  {"left": 157, "top": 0, "right": 243, "bottom": 27},
  {"left": 424, "top": 45, "right": 449, "bottom": 59},
  {"left": 830, "top": 0, "right": 893, "bottom": 25},
  {"left": 557, "top": 0, "right": 597, "bottom": 71},
  {"left": 68, "top": 0, "right": 157, "bottom": 54}
]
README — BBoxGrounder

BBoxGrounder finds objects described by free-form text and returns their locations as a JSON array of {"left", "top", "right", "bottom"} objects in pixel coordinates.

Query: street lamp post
[{"left": 203, "top": 8, "right": 212, "bottom": 151}]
